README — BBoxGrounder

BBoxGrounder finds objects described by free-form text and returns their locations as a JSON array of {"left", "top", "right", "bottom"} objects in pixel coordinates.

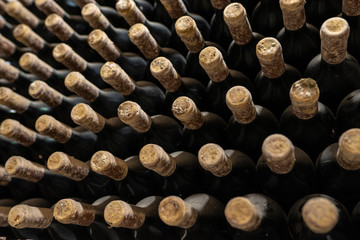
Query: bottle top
[
  {"left": 71, "top": 103, "right": 105, "bottom": 133},
  {"left": 139, "top": 144, "right": 176, "bottom": 176},
  {"left": 150, "top": 57, "right": 182, "bottom": 92},
  {"left": 302, "top": 197, "right": 339, "bottom": 234},
  {"left": 45, "top": 14, "right": 74, "bottom": 42},
  {"left": 81, "top": 3, "right": 109, "bottom": 30},
  {"left": 199, "top": 46, "right": 229, "bottom": 82},
  {"left": 262, "top": 134, "right": 296, "bottom": 174},
  {"left": 87, "top": 29, "right": 121, "bottom": 61},
  {"left": 159, "top": 0, "right": 186, "bottom": 19},
  {"left": 172, "top": 96, "right": 204, "bottom": 130},
  {"left": 256, "top": 37, "right": 286, "bottom": 78},
  {"left": 20, "top": 52, "right": 53, "bottom": 80},
  {"left": 198, "top": 143, "right": 232, "bottom": 177},
  {"left": 0, "top": 59, "right": 19, "bottom": 83},
  {"left": 13, "top": 24, "right": 45, "bottom": 52},
  {"left": 224, "top": 197, "right": 261, "bottom": 232},
  {"left": 0, "top": 167, "right": 12, "bottom": 186},
  {"left": 8, "top": 205, "right": 53, "bottom": 229},
  {"left": 0, "top": 87, "right": 30, "bottom": 113},
  {"left": 28, "top": 81, "right": 63, "bottom": 108},
  {"left": 104, "top": 200, "right": 146, "bottom": 229},
  {"left": 223, "top": 3, "right": 253, "bottom": 45},
  {"left": 175, "top": 16, "right": 205, "bottom": 53},
  {"left": 158, "top": 196, "right": 198, "bottom": 228},
  {"left": 0, "top": 34, "right": 16, "bottom": 58},
  {"left": 128, "top": 23, "right": 160, "bottom": 59},
  {"left": 35, "top": 115, "right": 72, "bottom": 144},
  {"left": 64, "top": 72, "right": 99, "bottom": 102},
  {"left": 337, "top": 128, "right": 360, "bottom": 170},
  {"left": 210, "top": 0, "right": 231, "bottom": 9},
  {"left": 6, "top": 1, "right": 39, "bottom": 28},
  {"left": 320, "top": 17, "right": 350, "bottom": 65},
  {"left": 0, "top": 119, "right": 36, "bottom": 146},
  {"left": 74, "top": 0, "right": 95, "bottom": 8},
  {"left": 35, "top": 0, "right": 65, "bottom": 17},
  {"left": 90, "top": 150, "right": 128, "bottom": 181},
  {"left": 342, "top": 0, "right": 360, "bottom": 16},
  {"left": 117, "top": 101, "right": 152, "bottom": 133},
  {"left": 290, "top": 78, "right": 319, "bottom": 120},
  {"left": 53, "top": 43, "right": 87, "bottom": 72},
  {"left": 279, "top": 0, "right": 306, "bottom": 31},
  {"left": 226, "top": 86, "right": 256, "bottom": 124},
  {"left": 100, "top": 62, "right": 136, "bottom": 95},
  {"left": 116, "top": 0, "right": 146, "bottom": 26},
  {"left": 47, "top": 152, "right": 89, "bottom": 181},
  {"left": 53, "top": 198, "right": 96, "bottom": 226},
  {"left": 5, "top": 156, "right": 45, "bottom": 182}
]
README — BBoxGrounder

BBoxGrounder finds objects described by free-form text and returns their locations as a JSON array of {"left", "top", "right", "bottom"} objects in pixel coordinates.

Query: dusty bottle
[
  {"left": 0, "top": 33, "right": 27, "bottom": 69},
  {"left": 342, "top": 0, "right": 360, "bottom": 62},
  {"left": 336, "top": 89, "right": 360, "bottom": 138},
  {"left": 305, "top": 0, "right": 342, "bottom": 29}
]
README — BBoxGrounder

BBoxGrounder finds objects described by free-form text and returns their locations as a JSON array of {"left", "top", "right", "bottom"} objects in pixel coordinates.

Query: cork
[
  {"left": 198, "top": 143, "right": 232, "bottom": 177},
  {"left": 223, "top": 3, "right": 253, "bottom": 45},
  {"left": 290, "top": 78, "right": 319, "bottom": 120},
  {"left": 20, "top": 53, "right": 53, "bottom": 80},
  {"left": 302, "top": 197, "right": 339, "bottom": 234},
  {"left": 53, "top": 199, "right": 95, "bottom": 226},
  {"left": 150, "top": 57, "right": 182, "bottom": 92},
  {"left": 116, "top": 0, "right": 146, "bottom": 26},
  {"left": 12, "top": 24, "right": 45, "bottom": 52},
  {"left": 100, "top": 62, "right": 136, "bottom": 95},
  {"left": 52, "top": 43, "right": 87, "bottom": 72},
  {"left": 342, "top": 0, "right": 360, "bottom": 17},
  {"left": 320, "top": 17, "right": 350, "bottom": 65},
  {"left": 45, "top": 14, "right": 74, "bottom": 42},
  {"left": 88, "top": 30, "right": 121, "bottom": 61},
  {"left": 262, "top": 134, "right": 296, "bottom": 174},
  {"left": 0, "top": 34, "right": 16, "bottom": 58},
  {"left": 336, "top": 128, "right": 360, "bottom": 170},
  {"left": 199, "top": 46, "right": 229, "bottom": 82},
  {"left": 104, "top": 200, "right": 145, "bottom": 229},
  {"left": 0, "top": 167, "right": 12, "bottom": 186},
  {"left": 81, "top": 3, "right": 109, "bottom": 30},
  {"left": 0, "top": 0, "right": 6, "bottom": 15},
  {"left": 172, "top": 96, "right": 204, "bottom": 130},
  {"left": 224, "top": 197, "right": 261, "bottom": 232},
  {"left": 0, "top": 119, "right": 36, "bottom": 146},
  {"left": 280, "top": 0, "right": 306, "bottom": 31},
  {"left": 175, "top": 16, "right": 205, "bottom": 53},
  {"left": 0, "top": 60, "right": 19, "bottom": 83},
  {"left": 35, "top": 115, "right": 72, "bottom": 144},
  {"left": 0, "top": 206, "right": 11, "bottom": 227},
  {"left": 0, "top": 87, "right": 30, "bottom": 113},
  {"left": 74, "top": 0, "right": 94, "bottom": 8},
  {"left": 35, "top": 0, "right": 65, "bottom": 16},
  {"left": 64, "top": 72, "right": 99, "bottom": 102},
  {"left": 71, "top": 103, "right": 106, "bottom": 133},
  {"left": 139, "top": 144, "right": 176, "bottom": 177},
  {"left": 6, "top": 1, "right": 39, "bottom": 28},
  {"left": 117, "top": 101, "right": 152, "bottom": 133},
  {"left": 47, "top": 152, "right": 89, "bottom": 180},
  {"left": 28, "top": 81, "right": 63, "bottom": 108},
  {"left": 90, "top": 150, "right": 128, "bottom": 181},
  {"left": 256, "top": 37, "right": 286, "bottom": 78},
  {"left": 5, "top": 156, "right": 45, "bottom": 182},
  {"left": 159, "top": 0, "right": 186, "bottom": 19},
  {"left": 226, "top": 86, "right": 256, "bottom": 124},
  {"left": 128, "top": 23, "right": 160, "bottom": 59},
  {"left": 158, "top": 196, "right": 198, "bottom": 228},
  {"left": 8, "top": 205, "right": 53, "bottom": 229},
  {"left": 211, "top": 0, "right": 231, "bottom": 9}
]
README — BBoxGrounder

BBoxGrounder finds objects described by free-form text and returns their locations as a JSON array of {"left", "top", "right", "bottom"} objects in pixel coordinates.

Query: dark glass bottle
[
  {"left": 0, "top": 12, "right": 24, "bottom": 45},
  {"left": 336, "top": 89, "right": 360, "bottom": 138},
  {"left": 342, "top": 0, "right": 360, "bottom": 62},
  {"left": 0, "top": 33, "right": 27, "bottom": 69},
  {"left": 187, "top": 0, "right": 214, "bottom": 23},
  {"left": 0, "top": 198, "right": 17, "bottom": 238},
  {"left": 55, "top": 0, "right": 81, "bottom": 15},
  {"left": 305, "top": 0, "right": 342, "bottom": 29},
  {"left": 251, "top": 0, "right": 283, "bottom": 37},
  {"left": 151, "top": 0, "right": 173, "bottom": 28},
  {"left": 0, "top": 135, "right": 33, "bottom": 164},
  {"left": 20, "top": 0, "right": 47, "bottom": 19}
]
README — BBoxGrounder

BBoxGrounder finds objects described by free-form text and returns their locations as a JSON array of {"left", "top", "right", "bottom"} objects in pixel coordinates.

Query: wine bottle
[
  {"left": 199, "top": 46, "right": 252, "bottom": 121},
  {"left": 64, "top": 72, "right": 124, "bottom": 118},
  {"left": 47, "top": 152, "right": 116, "bottom": 202},
  {"left": 224, "top": 2, "right": 263, "bottom": 85},
  {"left": 305, "top": 0, "right": 342, "bottom": 29},
  {"left": 118, "top": 101, "right": 183, "bottom": 153},
  {"left": 158, "top": 194, "right": 230, "bottom": 239},
  {"left": 0, "top": 15, "right": 28, "bottom": 47},
  {"left": 19, "top": 0, "right": 47, "bottom": 19},
  {"left": 0, "top": 33, "right": 27, "bottom": 69},
  {"left": 87, "top": 29, "right": 147, "bottom": 81},
  {"left": 151, "top": 0, "right": 173, "bottom": 28},
  {"left": 342, "top": 0, "right": 360, "bottom": 62},
  {"left": 55, "top": 0, "right": 82, "bottom": 15},
  {"left": 0, "top": 134, "right": 32, "bottom": 164},
  {"left": 0, "top": 0, "right": 18, "bottom": 25},
  {"left": 198, "top": 143, "right": 257, "bottom": 202},
  {"left": 304, "top": 17, "right": 360, "bottom": 114},
  {"left": 139, "top": 143, "right": 205, "bottom": 196},
  {"left": 71, "top": 103, "right": 145, "bottom": 158},
  {"left": 253, "top": 37, "right": 301, "bottom": 118},
  {"left": 288, "top": 194, "right": 356, "bottom": 239},
  {"left": 0, "top": 199, "right": 17, "bottom": 238},
  {"left": 187, "top": 0, "right": 214, "bottom": 23},
  {"left": 35, "top": 114, "right": 98, "bottom": 161},
  {"left": 315, "top": 128, "right": 360, "bottom": 211},
  {"left": 172, "top": 96, "right": 228, "bottom": 153},
  {"left": 257, "top": 134, "right": 314, "bottom": 212},
  {"left": 224, "top": 193, "right": 290, "bottom": 239},
  {"left": 279, "top": 78, "right": 336, "bottom": 161},
  {"left": 116, "top": 0, "right": 171, "bottom": 47}
]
